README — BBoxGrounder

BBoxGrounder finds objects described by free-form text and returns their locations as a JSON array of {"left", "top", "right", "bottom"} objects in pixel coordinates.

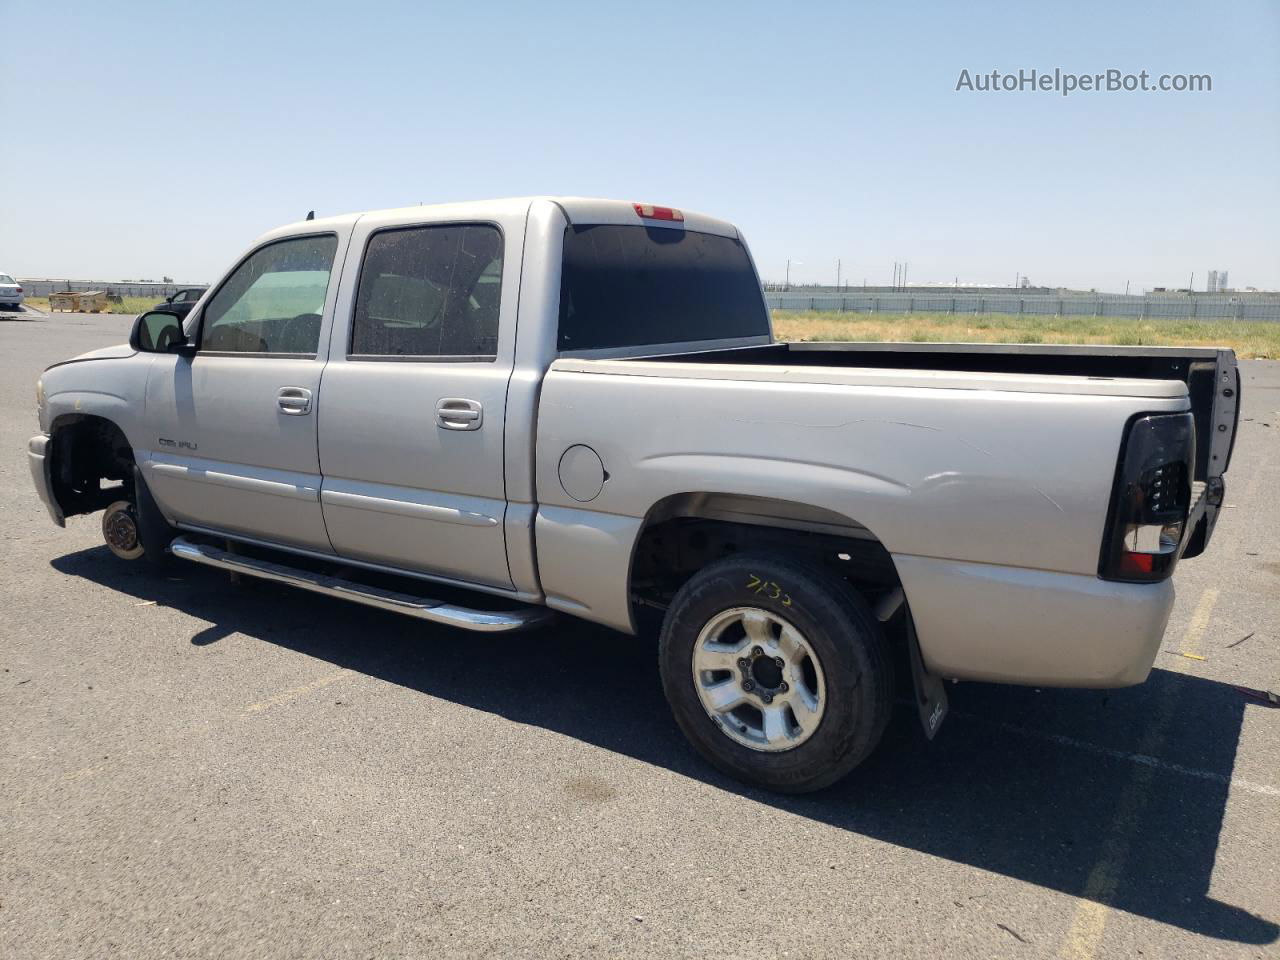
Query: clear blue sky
[{"left": 1, "top": 0, "right": 1276, "bottom": 292}]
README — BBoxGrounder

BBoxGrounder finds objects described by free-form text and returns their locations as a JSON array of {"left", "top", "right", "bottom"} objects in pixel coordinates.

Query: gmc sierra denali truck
[{"left": 28, "top": 197, "right": 1239, "bottom": 792}]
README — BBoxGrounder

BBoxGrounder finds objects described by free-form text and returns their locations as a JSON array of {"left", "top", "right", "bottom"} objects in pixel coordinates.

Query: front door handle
[
  {"left": 277, "top": 387, "right": 313, "bottom": 415},
  {"left": 437, "top": 398, "right": 483, "bottom": 431}
]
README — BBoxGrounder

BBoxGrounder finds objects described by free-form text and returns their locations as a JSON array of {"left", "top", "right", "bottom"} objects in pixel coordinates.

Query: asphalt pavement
[{"left": 2, "top": 311, "right": 1277, "bottom": 959}]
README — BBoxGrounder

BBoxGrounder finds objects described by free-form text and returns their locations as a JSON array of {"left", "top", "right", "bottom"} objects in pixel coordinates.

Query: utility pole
[
  {"left": 837, "top": 258, "right": 841, "bottom": 291},
  {"left": 1189, "top": 272, "right": 1194, "bottom": 292},
  {"left": 1125, "top": 280, "right": 1130, "bottom": 296},
  {"left": 785, "top": 259, "right": 791, "bottom": 291}
]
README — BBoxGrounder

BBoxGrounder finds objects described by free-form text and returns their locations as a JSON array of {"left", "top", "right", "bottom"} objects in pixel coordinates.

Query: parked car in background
[
  {"left": 0, "top": 274, "right": 24, "bottom": 308},
  {"left": 153, "top": 287, "right": 206, "bottom": 318}
]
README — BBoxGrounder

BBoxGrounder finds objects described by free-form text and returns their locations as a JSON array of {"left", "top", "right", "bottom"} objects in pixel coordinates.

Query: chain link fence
[
  {"left": 17, "top": 279, "right": 206, "bottom": 298},
  {"left": 766, "top": 291, "right": 1280, "bottom": 322},
  {"left": 18, "top": 279, "right": 1280, "bottom": 321}
]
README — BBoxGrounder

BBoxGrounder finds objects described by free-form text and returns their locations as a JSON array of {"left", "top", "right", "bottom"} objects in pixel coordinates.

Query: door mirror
[{"left": 131, "top": 310, "right": 190, "bottom": 354}]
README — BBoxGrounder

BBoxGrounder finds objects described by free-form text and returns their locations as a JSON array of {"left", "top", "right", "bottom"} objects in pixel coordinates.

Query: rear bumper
[
  {"left": 27, "top": 433, "right": 65, "bottom": 527},
  {"left": 895, "top": 554, "right": 1174, "bottom": 688}
]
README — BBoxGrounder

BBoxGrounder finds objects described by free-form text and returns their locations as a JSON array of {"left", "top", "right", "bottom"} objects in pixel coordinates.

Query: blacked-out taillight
[{"left": 1099, "top": 412, "right": 1195, "bottom": 583}]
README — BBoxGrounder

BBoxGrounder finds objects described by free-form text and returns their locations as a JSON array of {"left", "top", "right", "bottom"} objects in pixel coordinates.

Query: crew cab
[{"left": 28, "top": 197, "right": 1239, "bottom": 792}]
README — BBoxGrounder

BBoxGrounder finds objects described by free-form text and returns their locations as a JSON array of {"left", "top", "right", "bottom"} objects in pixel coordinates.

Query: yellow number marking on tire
[{"left": 745, "top": 574, "right": 792, "bottom": 606}]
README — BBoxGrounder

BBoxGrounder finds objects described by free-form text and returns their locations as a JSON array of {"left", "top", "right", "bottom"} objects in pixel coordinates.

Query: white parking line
[{"left": 955, "top": 711, "right": 1280, "bottom": 798}]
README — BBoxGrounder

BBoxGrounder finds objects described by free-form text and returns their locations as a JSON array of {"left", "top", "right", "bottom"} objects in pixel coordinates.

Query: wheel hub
[
  {"left": 691, "top": 607, "right": 827, "bottom": 753},
  {"left": 102, "top": 500, "right": 144, "bottom": 560},
  {"left": 745, "top": 647, "right": 785, "bottom": 692}
]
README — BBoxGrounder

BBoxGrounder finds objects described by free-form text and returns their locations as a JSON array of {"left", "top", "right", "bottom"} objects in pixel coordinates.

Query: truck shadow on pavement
[{"left": 53, "top": 546, "right": 1279, "bottom": 947}]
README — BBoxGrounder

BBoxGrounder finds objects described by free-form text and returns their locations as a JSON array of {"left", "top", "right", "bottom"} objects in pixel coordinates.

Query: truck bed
[
  {"left": 537, "top": 341, "right": 1205, "bottom": 677},
  {"left": 648, "top": 340, "right": 1240, "bottom": 483}
]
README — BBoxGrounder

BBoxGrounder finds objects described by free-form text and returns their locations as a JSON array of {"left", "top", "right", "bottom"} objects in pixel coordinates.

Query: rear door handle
[
  {"left": 437, "top": 398, "right": 483, "bottom": 431},
  {"left": 277, "top": 387, "right": 313, "bottom": 415}
]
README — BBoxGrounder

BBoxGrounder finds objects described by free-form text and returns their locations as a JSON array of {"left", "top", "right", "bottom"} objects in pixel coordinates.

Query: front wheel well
[{"left": 48, "top": 415, "right": 136, "bottom": 517}]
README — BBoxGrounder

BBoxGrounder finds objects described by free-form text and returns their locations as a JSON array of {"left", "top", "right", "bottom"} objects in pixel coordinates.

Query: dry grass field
[
  {"left": 773, "top": 309, "right": 1280, "bottom": 359},
  {"left": 22, "top": 296, "right": 159, "bottom": 316}
]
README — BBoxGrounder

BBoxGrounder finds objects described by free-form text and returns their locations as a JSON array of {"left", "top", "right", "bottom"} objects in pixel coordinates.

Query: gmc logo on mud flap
[
  {"left": 158, "top": 438, "right": 198, "bottom": 451},
  {"left": 928, "top": 700, "right": 945, "bottom": 733}
]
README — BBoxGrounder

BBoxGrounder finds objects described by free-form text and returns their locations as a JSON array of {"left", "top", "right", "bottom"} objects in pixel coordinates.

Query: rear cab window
[{"left": 557, "top": 224, "right": 769, "bottom": 353}]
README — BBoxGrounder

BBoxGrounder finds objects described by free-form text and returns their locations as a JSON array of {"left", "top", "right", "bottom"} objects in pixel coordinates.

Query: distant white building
[{"left": 1207, "top": 269, "right": 1229, "bottom": 293}]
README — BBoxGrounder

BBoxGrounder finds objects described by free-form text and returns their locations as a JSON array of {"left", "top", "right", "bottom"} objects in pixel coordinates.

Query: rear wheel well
[
  {"left": 629, "top": 494, "right": 913, "bottom": 702},
  {"left": 630, "top": 494, "right": 903, "bottom": 623},
  {"left": 48, "top": 415, "right": 136, "bottom": 517}
]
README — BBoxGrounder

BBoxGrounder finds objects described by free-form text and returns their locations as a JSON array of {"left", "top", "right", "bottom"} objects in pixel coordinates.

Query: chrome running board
[{"left": 168, "top": 536, "right": 554, "bottom": 633}]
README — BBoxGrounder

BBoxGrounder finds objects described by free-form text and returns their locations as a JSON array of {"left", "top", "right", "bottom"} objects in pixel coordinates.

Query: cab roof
[{"left": 266, "top": 197, "right": 741, "bottom": 242}]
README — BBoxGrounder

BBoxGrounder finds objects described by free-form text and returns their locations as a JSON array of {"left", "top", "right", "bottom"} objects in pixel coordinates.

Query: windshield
[{"left": 558, "top": 224, "right": 769, "bottom": 352}]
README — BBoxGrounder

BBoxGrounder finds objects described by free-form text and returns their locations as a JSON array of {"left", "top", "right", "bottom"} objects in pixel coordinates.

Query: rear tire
[{"left": 658, "top": 554, "right": 893, "bottom": 793}]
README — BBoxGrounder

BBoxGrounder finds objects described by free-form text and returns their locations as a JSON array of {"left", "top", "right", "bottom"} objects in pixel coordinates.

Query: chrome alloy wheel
[{"left": 691, "top": 607, "right": 827, "bottom": 752}]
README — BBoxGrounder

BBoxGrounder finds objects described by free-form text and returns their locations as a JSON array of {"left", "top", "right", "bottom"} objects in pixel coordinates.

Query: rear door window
[
  {"left": 558, "top": 224, "right": 769, "bottom": 352},
  {"left": 350, "top": 224, "right": 503, "bottom": 359}
]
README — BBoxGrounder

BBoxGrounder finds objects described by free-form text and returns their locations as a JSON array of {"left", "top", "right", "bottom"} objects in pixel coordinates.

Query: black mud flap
[
  {"left": 907, "top": 610, "right": 948, "bottom": 740},
  {"left": 132, "top": 465, "right": 176, "bottom": 565}
]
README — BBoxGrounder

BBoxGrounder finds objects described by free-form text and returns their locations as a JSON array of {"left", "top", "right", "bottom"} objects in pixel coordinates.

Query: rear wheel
[{"left": 659, "top": 554, "right": 893, "bottom": 793}]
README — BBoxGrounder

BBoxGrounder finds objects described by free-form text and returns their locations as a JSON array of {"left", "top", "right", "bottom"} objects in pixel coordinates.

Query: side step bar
[{"left": 168, "top": 536, "right": 554, "bottom": 633}]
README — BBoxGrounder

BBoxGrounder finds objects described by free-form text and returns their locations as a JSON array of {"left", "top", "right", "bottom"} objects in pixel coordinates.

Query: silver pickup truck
[{"left": 28, "top": 197, "right": 1239, "bottom": 792}]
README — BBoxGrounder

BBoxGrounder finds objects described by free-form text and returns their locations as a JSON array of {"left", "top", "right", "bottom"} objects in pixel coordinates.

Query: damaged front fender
[{"left": 27, "top": 433, "right": 65, "bottom": 527}]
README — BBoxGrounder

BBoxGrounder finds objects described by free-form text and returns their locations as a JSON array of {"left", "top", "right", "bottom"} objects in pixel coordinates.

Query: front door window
[{"left": 200, "top": 235, "right": 338, "bottom": 355}]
